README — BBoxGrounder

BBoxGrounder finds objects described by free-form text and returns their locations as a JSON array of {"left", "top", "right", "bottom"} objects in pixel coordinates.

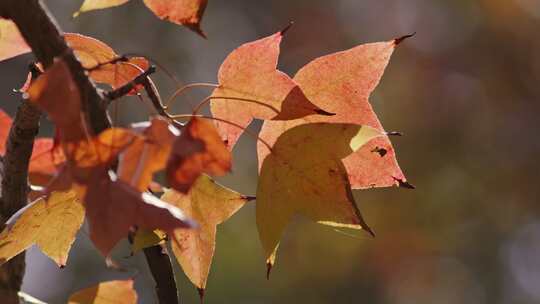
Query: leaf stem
[
  {"left": 164, "top": 83, "right": 219, "bottom": 110},
  {"left": 191, "top": 95, "right": 280, "bottom": 115}
]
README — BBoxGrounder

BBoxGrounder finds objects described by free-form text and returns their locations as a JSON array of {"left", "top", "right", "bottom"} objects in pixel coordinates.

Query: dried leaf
[
  {"left": 0, "top": 191, "right": 84, "bottom": 266},
  {"left": 257, "top": 123, "right": 381, "bottom": 269},
  {"left": 258, "top": 38, "right": 407, "bottom": 189},
  {"left": 68, "top": 279, "right": 137, "bottom": 304},
  {"left": 0, "top": 19, "right": 30, "bottom": 62},
  {"left": 143, "top": 0, "right": 208, "bottom": 37},
  {"left": 162, "top": 175, "right": 248, "bottom": 291},
  {"left": 166, "top": 117, "right": 231, "bottom": 193},
  {"left": 211, "top": 30, "right": 328, "bottom": 149},
  {"left": 84, "top": 170, "right": 195, "bottom": 256}
]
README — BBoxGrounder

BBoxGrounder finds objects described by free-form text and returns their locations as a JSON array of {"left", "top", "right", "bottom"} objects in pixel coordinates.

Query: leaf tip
[
  {"left": 394, "top": 32, "right": 416, "bottom": 46},
  {"left": 280, "top": 21, "right": 294, "bottom": 36},
  {"left": 242, "top": 195, "right": 257, "bottom": 202},
  {"left": 392, "top": 177, "right": 415, "bottom": 189},
  {"left": 266, "top": 262, "right": 273, "bottom": 280}
]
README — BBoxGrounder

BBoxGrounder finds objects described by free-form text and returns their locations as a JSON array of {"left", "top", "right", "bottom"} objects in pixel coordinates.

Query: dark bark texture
[{"left": 0, "top": 1, "right": 179, "bottom": 302}]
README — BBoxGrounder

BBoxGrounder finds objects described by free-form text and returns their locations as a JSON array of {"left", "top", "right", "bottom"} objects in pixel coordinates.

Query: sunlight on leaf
[
  {"left": 257, "top": 123, "right": 381, "bottom": 271},
  {"left": 210, "top": 30, "right": 329, "bottom": 149},
  {"left": 258, "top": 38, "right": 408, "bottom": 189},
  {"left": 166, "top": 117, "right": 231, "bottom": 193},
  {"left": 162, "top": 175, "right": 248, "bottom": 292},
  {"left": 0, "top": 19, "right": 30, "bottom": 62},
  {"left": 68, "top": 279, "right": 137, "bottom": 304},
  {"left": 0, "top": 190, "right": 84, "bottom": 266}
]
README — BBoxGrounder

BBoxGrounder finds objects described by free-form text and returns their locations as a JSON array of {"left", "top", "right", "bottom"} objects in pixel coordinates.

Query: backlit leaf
[
  {"left": 65, "top": 33, "right": 149, "bottom": 91},
  {"left": 0, "top": 190, "right": 84, "bottom": 266},
  {"left": 0, "top": 19, "right": 30, "bottom": 62},
  {"left": 74, "top": 0, "right": 131, "bottom": 17},
  {"left": 84, "top": 170, "right": 195, "bottom": 256},
  {"left": 257, "top": 123, "right": 381, "bottom": 270},
  {"left": 118, "top": 117, "right": 177, "bottom": 191},
  {"left": 166, "top": 117, "right": 231, "bottom": 193},
  {"left": 162, "top": 175, "right": 248, "bottom": 291},
  {"left": 27, "top": 59, "right": 85, "bottom": 142},
  {"left": 68, "top": 279, "right": 137, "bottom": 304},
  {"left": 258, "top": 38, "right": 408, "bottom": 189},
  {"left": 143, "top": 0, "right": 208, "bottom": 37},
  {"left": 211, "top": 30, "right": 328, "bottom": 149}
]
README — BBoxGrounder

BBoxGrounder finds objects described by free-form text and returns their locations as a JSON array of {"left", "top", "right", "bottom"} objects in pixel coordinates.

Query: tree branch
[
  {"left": 0, "top": 1, "right": 179, "bottom": 302},
  {"left": 0, "top": 99, "right": 41, "bottom": 303}
]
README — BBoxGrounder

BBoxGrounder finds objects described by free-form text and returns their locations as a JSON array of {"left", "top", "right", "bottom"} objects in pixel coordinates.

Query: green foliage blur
[{"left": 1, "top": 0, "right": 539, "bottom": 303}]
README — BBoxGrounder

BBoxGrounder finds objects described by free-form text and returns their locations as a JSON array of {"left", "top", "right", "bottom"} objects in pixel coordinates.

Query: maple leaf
[
  {"left": 0, "top": 190, "right": 84, "bottom": 266},
  {"left": 257, "top": 123, "right": 382, "bottom": 271},
  {"left": 143, "top": 0, "right": 208, "bottom": 37},
  {"left": 65, "top": 33, "right": 149, "bottom": 91},
  {"left": 84, "top": 169, "right": 195, "bottom": 256},
  {"left": 68, "top": 279, "right": 137, "bottom": 304},
  {"left": 0, "top": 19, "right": 30, "bottom": 62},
  {"left": 166, "top": 117, "right": 231, "bottom": 193},
  {"left": 27, "top": 138, "right": 65, "bottom": 186},
  {"left": 210, "top": 29, "right": 331, "bottom": 149},
  {"left": 161, "top": 175, "right": 249, "bottom": 293},
  {"left": 27, "top": 59, "right": 86, "bottom": 142},
  {"left": 73, "top": 0, "right": 131, "bottom": 17},
  {"left": 258, "top": 37, "right": 410, "bottom": 189},
  {"left": 74, "top": 0, "right": 208, "bottom": 37},
  {"left": 118, "top": 117, "right": 178, "bottom": 191}
]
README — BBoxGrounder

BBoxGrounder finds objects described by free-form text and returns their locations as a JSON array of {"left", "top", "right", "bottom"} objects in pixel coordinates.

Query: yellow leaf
[
  {"left": 162, "top": 175, "right": 249, "bottom": 291},
  {"left": 74, "top": 0, "right": 131, "bottom": 17},
  {"left": 68, "top": 279, "right": 137, "bottom": 304},
  {"left": 0, "top": 19, "right": 31, "bottom": 62},
  {"left": 0, "top": 190, "right": 84, "bottom": 266},
  {"left": 256, "top": 123, "right": 381, "bottom": 270}
]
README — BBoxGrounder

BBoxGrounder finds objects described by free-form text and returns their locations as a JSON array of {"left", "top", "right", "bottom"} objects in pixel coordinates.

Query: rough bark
[
  {"left": 0, "top": 1, "right": 179, "bottom": 302},
  {"left": 0, "top": 100, "right": 41, "bottom": 303}
]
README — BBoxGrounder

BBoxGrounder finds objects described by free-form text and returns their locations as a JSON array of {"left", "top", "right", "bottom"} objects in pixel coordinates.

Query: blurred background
[{"left": 1, "top": 0, "right": 540, "bottom": 303}]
